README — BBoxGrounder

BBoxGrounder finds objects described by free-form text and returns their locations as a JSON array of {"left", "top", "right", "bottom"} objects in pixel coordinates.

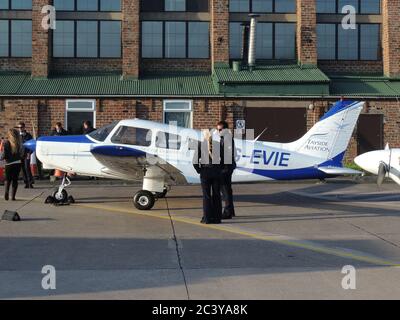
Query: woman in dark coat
[
  {"left": 0, "top": 129, "right": 23, "bottom": 201},
  {"left": 193, "top": 130, "right": 222, "bottom": 224}
]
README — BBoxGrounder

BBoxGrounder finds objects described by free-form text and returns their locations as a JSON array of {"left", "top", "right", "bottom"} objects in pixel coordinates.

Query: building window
[
  {"left": 141, "top": 0, "right": 209, "bottom": 12},
  {"left": 66, "top": 100, "right": 96, "bottom": 135},
  {"left": 165, "top": 0, "right": 185, "bottom": 11},
  {"left": 0, "top": 20, "right": 9, "bottom": 57},
  {"left": 100, "top": 21, "right": 121, "bottom": 58},
  {"left": 163, "top": 100, "right": 193, "bottom": 128},
  {"left": 11, "top": 20, "right": 32, "bottom": 57},
  {"left": 229, "top": 0, "right": 296, "bottom": 13},
  {"left": 188, "top": 22, "right": 209, "bottom": 58},
  {"left": 0, "top": 0, "right": 32, "bottom": 9},
  {"left": 54, "top": 0, "right": 121, "bottom": 11},
  {"left": 229, "top": 22, "right": 296, "bottom": 60},
  {"left": 316, "top": 0, "right": 381, "bottom": 14},
  {"left": 53, "top": 20, "right": 121, "bottom": 58},
  {"left": 141, "top": 21, "right": 210, "bottom": 59},
  {"left": 53, "top": 20, "right": 75, "bottom": 57},
  {"left": 142, "top": 21, "right": 164, "bottom": 58},
  {"left": 165, "top": 21, "right": 186, "bottom": 58},
  {"left": 317, "top": 23, "right": 381, "bottom": 60},
  {"left": 0, "top": 20, "right": 32, "bottom": 57},
  {"left": 76, "top": 21, "right": 98, "bottom": 57},
  {"left": 316, "top": 24, "right": 336, "bottom": 59}
]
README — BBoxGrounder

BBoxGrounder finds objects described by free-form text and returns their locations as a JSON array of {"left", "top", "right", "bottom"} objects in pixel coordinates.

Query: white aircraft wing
[{"left": 90, "top": 145, "right": 188, "bottom": 184}]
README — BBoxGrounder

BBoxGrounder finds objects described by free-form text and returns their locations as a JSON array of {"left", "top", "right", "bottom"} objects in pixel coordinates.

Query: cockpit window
[
  {"left": 156, "top": 132, "right": 182, "bottom": 150},
  {"left": 111, "top": 126, "right": 152, "bottom": 147},
  {"left": 88, "top": 121, "right": 118, "bottom": 142}
]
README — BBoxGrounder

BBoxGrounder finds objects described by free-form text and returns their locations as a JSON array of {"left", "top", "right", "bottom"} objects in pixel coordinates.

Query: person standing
[
  {"left": 193, "top": 130, "right": 222, "bottom": 224},
  {"left": 217, "top": 121, "right": 237, "bottom": 219},
  {"left": 83, "top": 121, "right": 96, "bottom": 135},
  {"left": 17, "top": 122, "right": 34, "bottom": 189},
  {"left": 0, "top": 129, "right": 23, "bottom": 201},
  {"left": 51, "top": 122, "right": 68, "bottom": 136}
]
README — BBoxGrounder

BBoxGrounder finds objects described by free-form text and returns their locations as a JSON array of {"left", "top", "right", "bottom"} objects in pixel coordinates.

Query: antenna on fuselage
[{"left": 254, "top": 127, "right": 268, "bottom": 142}]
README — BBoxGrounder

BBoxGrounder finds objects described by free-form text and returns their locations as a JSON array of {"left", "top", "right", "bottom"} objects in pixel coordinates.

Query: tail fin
[{"left": 287, "top": 100, "right": 364, "bottom": 164}]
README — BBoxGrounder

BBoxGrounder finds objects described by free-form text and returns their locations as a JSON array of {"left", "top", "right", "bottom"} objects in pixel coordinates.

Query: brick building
[{"left": 1, "top": 0, "right": 400, "bottom": 162}]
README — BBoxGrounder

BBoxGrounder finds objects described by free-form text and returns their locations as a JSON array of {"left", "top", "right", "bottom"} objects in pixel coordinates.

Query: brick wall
[
  {"left": 141, "top": 59, "right": 211, "bottom": 74},
  {"left": 0, "top": 58, "right": 31, "bottom": 73},
  {"left": 211, "top": 0, "right": 229, "bottom": 69},
  {"left": 318, "top": 60, "right": 384, "bottom": 75},
  {"left": 122, "top": 0, "right": 140, "bottom": 79},
  {"left": 382, "top": 0, "right": 400, "bottom": 78},
  {"left": 51, "top": 59, "right": 122, "bottom": 74},
  {"left": 297, "top": 0, "right": 317, "bottom": 66},
  {"left": 32, "top": 0, "right": 51, "bottom": 78}
]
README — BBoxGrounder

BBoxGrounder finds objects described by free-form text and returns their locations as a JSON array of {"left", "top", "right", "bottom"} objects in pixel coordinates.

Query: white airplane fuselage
[{"left": 355, "top": 149, "right": 400, "bottom": 185}]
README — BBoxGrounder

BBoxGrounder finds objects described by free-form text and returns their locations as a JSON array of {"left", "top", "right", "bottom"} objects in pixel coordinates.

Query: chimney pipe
[
  {"left": 241, "top": 22, "right": 250, "bottom": 63},
  {"left": 248, "top": 14, "right": 259, "bottom": 71}
]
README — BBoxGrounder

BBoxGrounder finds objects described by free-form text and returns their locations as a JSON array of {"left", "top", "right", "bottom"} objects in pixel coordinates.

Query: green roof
[
  {"left": 213, "top": 63, "right": 330, "bottom": 84},
  {"left": 0, "top": 73, "right": 218, "bottom": 97},
  {"left": 213, "top": 63, "right": 330, "bottom": 96},
  {"left": 2, "top": 69, "right": 400, "bottom": 98},
  {"left": 330, "top": 76, "right": 400, "bottom": 97}
]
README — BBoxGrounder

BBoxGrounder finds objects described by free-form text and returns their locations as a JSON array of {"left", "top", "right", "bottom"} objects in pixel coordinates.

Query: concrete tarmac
[{"left": 1, "top": 179, "right": 400, "bottom": 299}]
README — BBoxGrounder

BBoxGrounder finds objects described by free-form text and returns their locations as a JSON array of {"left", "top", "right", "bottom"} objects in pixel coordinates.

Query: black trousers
[
  {"left": 21, "top": 156, "right": 33, "bottom": 185},
  {"left": 4, "top": 163, "right": 22, "bottom": 195},
  {"left": 221, "top": 170, "right": 235, "bottom": 217},
  {"left": 200, "top": 167, "right": 222, "bottom": 223}
]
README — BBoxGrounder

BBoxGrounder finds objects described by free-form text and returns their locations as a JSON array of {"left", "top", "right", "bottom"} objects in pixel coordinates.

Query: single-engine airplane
[
  {"left": 25, "top": 100, "right": 364, "bottom": 210},
  {"left": 355, "top": 144, "right": 400, "bottom": 186}
]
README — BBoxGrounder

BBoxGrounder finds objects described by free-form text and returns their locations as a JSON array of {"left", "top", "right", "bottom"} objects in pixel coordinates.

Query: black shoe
[
  {"left": 29, "top": 184, "right": 34, "bottom": 189},
  {"left": 222, "top": 214, "right": 233, "bottom": 220},
  {"left": 24, "top": 185, "right": 29, "bottom": 189},
  {"left": 4, "top": 193, "right": 9, "bottom": 201}
]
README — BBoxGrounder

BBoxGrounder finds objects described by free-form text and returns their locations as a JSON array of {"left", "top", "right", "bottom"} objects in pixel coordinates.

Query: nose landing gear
[{"left": 45, "top": 173, "right": 75, "bottom": 205}]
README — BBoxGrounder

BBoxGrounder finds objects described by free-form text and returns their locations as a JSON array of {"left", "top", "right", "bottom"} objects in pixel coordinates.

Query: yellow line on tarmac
[{"left": 77, "top": 202, "right": 400, "bottom": 267}]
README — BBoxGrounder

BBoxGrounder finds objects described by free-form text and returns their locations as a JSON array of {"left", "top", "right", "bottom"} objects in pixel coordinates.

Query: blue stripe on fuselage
[
  {"left": 91, "top": 145, "right": 147, "bottom": 157},
  {"left": 38, "top": 135, "right": 93, "bottom": 144},
  {"left": 238, "top": 166, "right": 329, "bottom": 180}
]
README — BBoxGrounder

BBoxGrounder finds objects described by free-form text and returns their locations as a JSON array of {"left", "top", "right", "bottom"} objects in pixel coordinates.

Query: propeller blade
[{"left": 377, "top": 162, "right": 388, "bottom": 187}]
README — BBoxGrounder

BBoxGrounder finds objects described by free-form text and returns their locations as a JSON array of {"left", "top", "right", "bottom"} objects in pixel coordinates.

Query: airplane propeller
[{"left": 377, "top": 161, "right": 389, "bottom": 187}]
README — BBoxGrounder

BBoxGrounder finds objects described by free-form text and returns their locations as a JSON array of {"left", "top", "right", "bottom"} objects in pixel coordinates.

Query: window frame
[
  {"left": 229, "top": 0, "right": 297, "bottom": 13},
  {"left": 229, "top": 21, "right": 297, "bottom": 60},
  {"left": 0, "top": 0, "right": 32, "bottom": 10},
  {"left": 53, "top": 0, "right": 121, "bottom": 12},
  {"left": 52, "top": 19, "right": 122, "bottom": 59},
  {"left": 141, "top": 20, "right": 210, "bottom": 59},
  {"left": 316, "top": 0, "right": 381, "bottom": 15},
  {"left": 65, "top": 99, "right": 97, "bottom": 133},
  {"left": 0, "top": 19, "right": 32, "bottom": 58},
  {"left": 316, "top": 22, "right": 382, "bottom": 61},
  {"left": 163, "top": 100, "right": 193, "bottom": 129}
]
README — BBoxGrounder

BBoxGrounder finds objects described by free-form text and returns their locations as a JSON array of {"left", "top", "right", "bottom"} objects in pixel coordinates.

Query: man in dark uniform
[
  {"left": 193, "top": 130, "right": 222, "bottom": 224},
  {"left": 17, "top": 122, "right": 34, "bottom": 189},
  {"left": 51, "top": 122, "right": 68, "bottom": 136},
  {"left": 217, "top": 121, "right": 237, "bottom": 219}
]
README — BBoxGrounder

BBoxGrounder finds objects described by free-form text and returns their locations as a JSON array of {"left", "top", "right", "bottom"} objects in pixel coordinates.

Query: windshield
[{"left": 88, "top": 121, "right": 118, "bottom": 142}]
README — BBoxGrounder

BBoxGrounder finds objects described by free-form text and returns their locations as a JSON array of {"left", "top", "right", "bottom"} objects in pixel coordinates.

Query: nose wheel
[{"left": 133, "top": 190, "right": 156, "bottom": 210}]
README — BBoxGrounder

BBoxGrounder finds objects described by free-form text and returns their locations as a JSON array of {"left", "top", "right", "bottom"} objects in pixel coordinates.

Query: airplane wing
[
  {"left": 318, "top": 166, "right": 362, "bottom": 176},
  {"left": 90, "top": 145, "right": 188, "bottom": 184}
]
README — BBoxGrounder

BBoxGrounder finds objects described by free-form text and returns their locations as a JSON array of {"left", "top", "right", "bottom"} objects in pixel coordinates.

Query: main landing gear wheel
[{"left": 133, "top": 190, "right": 155, "bottom": 211}]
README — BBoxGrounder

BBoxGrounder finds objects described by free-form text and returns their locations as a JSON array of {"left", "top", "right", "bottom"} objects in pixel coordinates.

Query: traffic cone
[{"left": 30, "top": 152, "right": 39, "bottom": 178}]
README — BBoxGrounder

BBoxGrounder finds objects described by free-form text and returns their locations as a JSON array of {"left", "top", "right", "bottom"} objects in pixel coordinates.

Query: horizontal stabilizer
[{"left": 318, "top": 166, "right": 362, "bottom": 175}]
